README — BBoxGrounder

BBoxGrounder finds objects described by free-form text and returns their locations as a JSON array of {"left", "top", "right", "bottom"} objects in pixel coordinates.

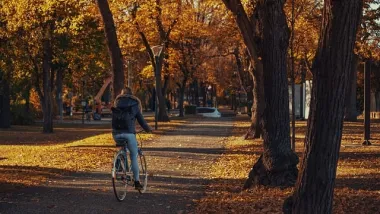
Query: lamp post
[{"left": 151, "top": 45, "right": 163, "bottom": 130}]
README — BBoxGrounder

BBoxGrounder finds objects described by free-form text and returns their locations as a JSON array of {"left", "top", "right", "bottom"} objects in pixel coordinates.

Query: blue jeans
[{"left": 112, "top": 133, "right": 139, "bottom": 181}]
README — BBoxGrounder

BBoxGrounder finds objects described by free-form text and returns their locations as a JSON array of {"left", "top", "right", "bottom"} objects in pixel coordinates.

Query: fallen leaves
[
  {"left": 194, "top": 120, "right": 380, "bottom": 214},
  {"left": 0, "top": 118, "right": 185, "bottom": 191}
]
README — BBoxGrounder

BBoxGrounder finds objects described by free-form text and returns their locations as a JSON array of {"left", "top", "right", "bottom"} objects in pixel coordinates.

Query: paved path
[{"left": 0, "top": 117, "right": 234, "bottom": 214}]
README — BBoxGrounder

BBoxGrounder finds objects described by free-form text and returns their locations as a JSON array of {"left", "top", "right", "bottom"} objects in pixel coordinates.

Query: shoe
[{"left": 134, "top": 181, "right": 143, "bottom": 190}]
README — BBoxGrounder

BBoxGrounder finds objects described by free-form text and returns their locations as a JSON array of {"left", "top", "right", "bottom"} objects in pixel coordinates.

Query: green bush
[
  {"left": 184, "top": 105, "right": 197, "bottom": 114},
  {"left": 10, "top": 104, "right": 37, "bottom": 125}
]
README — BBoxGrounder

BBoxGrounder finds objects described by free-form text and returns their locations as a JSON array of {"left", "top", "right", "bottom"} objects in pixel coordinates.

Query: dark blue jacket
[{"left": 112, "top": 95, "right": 151, "bottom": 134}]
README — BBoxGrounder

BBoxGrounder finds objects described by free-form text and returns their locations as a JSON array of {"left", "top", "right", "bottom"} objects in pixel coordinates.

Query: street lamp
[{"left": 151, "top": 45, "right": 163, "bottom": 130}]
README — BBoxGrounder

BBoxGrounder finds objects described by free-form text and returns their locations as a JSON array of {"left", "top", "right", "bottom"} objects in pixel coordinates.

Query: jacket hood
[{"left": 114, "top": 94, "right": 143, "bottom": 112}]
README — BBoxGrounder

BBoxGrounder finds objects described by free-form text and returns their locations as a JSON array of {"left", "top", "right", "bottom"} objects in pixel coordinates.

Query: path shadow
[
  {"left": 143, "top": 147, "right": 224, "bottom": 155},
  {"left": 336, "top": 173, "right": 380, "bottom": 191},
  {"left": 0, "top": 165, "right": 74, "bottom": 194},
  {"left": 0, "top": 170, "right": 243, "bottom": 214},
  {"left": 0, "top": 124, "right": 110, "bottom": 146},
  {"left": 68, "top": 145, "right": 115, "bottom": 148},
  {"left": 339, "top": 152, "right": 380, "bottom": 162}
]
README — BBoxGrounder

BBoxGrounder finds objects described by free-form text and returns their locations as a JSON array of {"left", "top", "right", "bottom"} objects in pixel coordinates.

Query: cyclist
[{"left": 112, "top": 87, "right": 152, "bottom": 190}]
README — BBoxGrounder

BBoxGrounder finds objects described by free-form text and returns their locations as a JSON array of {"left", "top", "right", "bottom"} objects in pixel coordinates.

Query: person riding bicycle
[{"left": 112, "top": 87, "right": 152, "bottom": 190}]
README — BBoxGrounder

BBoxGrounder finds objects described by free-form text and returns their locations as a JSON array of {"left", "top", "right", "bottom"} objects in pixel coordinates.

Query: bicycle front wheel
[
  {"left": 112, "top": 150, "right": 129, "bottom": 201},
  {"left": 138, "top": 152, "right": 148, "bottom": 193}
]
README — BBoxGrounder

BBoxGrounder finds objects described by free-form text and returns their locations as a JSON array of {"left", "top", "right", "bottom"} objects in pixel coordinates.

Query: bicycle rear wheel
[
  {"left": 138, "top": 151, "right": 148, "bottom": 193},
  {"left": 112, "top": 150, "right": 131, "bottom": 201}
]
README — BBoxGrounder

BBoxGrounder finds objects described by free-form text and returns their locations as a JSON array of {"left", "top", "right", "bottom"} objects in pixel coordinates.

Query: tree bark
[
  {"left": 154, "top": 57, "right": 170, "bottom": 122},
  {"left": 42, "top": 23, "right": 54, "bottom": 133},
  {"left": 245, "top": 69, "right": 265, "bottom": 139},
  {"left": 284, "top": 1, "right": 363, "bottom": 213},
  {"left": 344, "top": 54, "right": 358, "bottom": 121},
  {"left": 243, "top": 0, "right": 299, "bottom": 189},
  {"left": 96, "top": 0, "right": 125, "bottom": 99},
  {"left": 0, "top": 70, "right": 11, "bottom": 128}
]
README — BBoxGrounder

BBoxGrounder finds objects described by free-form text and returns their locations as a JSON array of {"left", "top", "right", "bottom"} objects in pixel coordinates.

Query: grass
[{"left": 195, "top": 117, "right": 380, "bottom": 214}]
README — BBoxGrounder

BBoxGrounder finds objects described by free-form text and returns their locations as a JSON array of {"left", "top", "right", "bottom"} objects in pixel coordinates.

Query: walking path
[{"left": 0, "top": 117, "right": 234, "bottom": 214}]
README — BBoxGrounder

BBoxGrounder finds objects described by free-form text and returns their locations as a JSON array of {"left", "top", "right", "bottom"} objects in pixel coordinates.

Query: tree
[
  {"left": 283, "top": 0, "right": 363, "bottom": 213},
  {"left": 96, "top": 0, "right": 125, "bottom": 99},
  {"left": 41, "top": 22, "right": 54, "bottom": 133},
  {"left": 0, "top": 20, "right": 11, "bottom": 128},
  {"left": 0, "top": 69, "right": 11, "bottom": 129},
  {"left": 222, "top": 1, "right": 266, "bottom": 142},
  {"left": 223, "top": 0, "right": 299, "bottom": 188},
  {"left": 129, "top": 0, "right": 181, "bottom": 122},
  {"left": 1, "top": 0, "right": 57, "bottom": 133}
]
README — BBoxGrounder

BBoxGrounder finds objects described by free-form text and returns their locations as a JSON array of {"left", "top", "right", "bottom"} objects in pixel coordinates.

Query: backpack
[{"left": 111, "top": 106, "right": 132, "bottom": 130}]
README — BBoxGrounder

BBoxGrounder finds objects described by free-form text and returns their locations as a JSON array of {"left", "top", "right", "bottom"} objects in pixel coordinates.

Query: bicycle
[{"left": 111, "top": 131, "right": 148, "bottom": 201}]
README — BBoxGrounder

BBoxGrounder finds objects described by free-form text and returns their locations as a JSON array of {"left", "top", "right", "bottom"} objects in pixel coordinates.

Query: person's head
[{"left": 121, "top": 87, "right": 132, "bottom": 95}]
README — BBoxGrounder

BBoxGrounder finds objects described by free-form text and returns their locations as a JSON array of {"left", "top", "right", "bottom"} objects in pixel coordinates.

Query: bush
[
  {"left": 10, "top": 104, "right": 37, "bottom": 125},
  {"left": 184, "top": 105, "right": 197, "bottom": 114}
]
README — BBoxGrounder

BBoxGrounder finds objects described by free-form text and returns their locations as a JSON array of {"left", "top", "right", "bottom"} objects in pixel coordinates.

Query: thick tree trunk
[
  {"left": 96, "top": 0, "right": 125, "bottom": 99},
  {"left": 243, "top": 0, "right": 298, "bottom": 189},
  {"left": 284, "top": 1, "right": 363, "bottom": 213},
  {"left": 42, "top": 25, "right": 54, "bottom": 133},
  {"left": 155, "top": 60, "right": 170, "bottom": 122},
  {"left": 0, "top": 71, "right": 11, "bottom": 128},
  {"left": 344, "top": 54, "right": 358, "bottom": 121},
  {"left": 162, "top": 74, "right": 169, "bottom": 96}
]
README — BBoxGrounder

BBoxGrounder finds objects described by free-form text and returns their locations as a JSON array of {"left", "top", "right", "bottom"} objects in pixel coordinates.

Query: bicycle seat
[{"left": 115, "top": 140, "right": 129, "bottom": 147}]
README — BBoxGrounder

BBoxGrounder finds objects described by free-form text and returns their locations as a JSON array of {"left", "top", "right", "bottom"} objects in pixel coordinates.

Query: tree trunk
[
  {"left": 284, "top": 1, "right": 363, "bottom": 213},
  {"left": 55, "top": 68, "right": 63, "bottom": 120},
  {"left": 245, "top": 70, "right": 264, "bottom": 139},
  {"left": 178, "top": 86, "right": 185, "bottom": 117},
  {"left": 243, "top": 0, "right": 298, "bottom": 189},
  {"left": 194, "top": 80, "right": 200, "bottom": 106},
  {"left": 155, "top": 59, "right": 170, "bottom": 122},
  {"left": 25, "top": 85, "right": 31, "bottom": 114},
  {"left": 223, "top": 1, "right": 266, "bottom": 141},
  {"left": 96, "top": 0, "right": 125, "bottom": 99},
  {"left": 234, "top": 46, "right": 263, "bottom": 139},
  {"left": 0, "top": 70, "right": 11, "bottom": 128},
  {"left": 42, "top": 24, "right": 54, "bottom": 133},
  {"left": 344, "top": 54, "right": 358, "bottom": 121}
]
